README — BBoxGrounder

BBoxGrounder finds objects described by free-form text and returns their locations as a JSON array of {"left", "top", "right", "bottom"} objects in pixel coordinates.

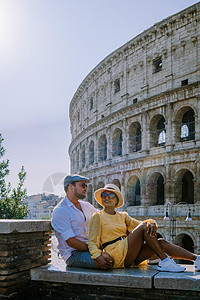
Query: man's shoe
[
  {"left": 194, "top": 256, "right": 200, "bottom": 271},
  {"left": 157, "top": 257, "right": 186, "bottom": 272}
]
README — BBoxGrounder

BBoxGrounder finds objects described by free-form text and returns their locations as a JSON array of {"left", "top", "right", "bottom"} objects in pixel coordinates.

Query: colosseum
[{"left": 69, "top": 2, "right": 200, "bottom": 255}]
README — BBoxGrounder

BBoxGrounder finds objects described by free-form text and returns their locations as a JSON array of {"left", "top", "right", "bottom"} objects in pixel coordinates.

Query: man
[{"left": 51, "top": 174, "right": 113, "bottom": 269}]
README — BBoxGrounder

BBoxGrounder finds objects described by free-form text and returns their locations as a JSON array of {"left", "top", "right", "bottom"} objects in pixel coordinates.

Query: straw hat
[{"left": 94, "top": 183, "right": 124, "bottom": 208}]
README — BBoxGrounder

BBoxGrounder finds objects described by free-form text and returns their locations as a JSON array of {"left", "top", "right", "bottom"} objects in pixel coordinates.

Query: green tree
[{"left": 0, "top": 134, "right": 29, "bottom": 219}]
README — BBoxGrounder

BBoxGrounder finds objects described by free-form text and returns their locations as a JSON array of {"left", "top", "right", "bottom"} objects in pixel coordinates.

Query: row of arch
[
  {"left": 72, "top": 107, "right": 195, "bottom": 169},
  {"left": 86, "top": 168, "right": 194, "bottom": 206}
]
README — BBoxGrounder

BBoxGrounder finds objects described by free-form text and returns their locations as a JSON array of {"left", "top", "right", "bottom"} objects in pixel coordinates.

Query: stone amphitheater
[{"left": 69, "top": 2, "right": 200, "bottom": 255}]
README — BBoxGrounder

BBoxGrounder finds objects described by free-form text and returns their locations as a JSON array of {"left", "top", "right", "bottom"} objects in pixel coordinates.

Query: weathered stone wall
[
  {"left": 0, "top": 220, "right": 51, "bottom": 299},
  {"left": 30, "top": 263, "right": 200, "bottom": 300},
  {"left": 31, "top": 282, "right": 200, "bottom": 300}
]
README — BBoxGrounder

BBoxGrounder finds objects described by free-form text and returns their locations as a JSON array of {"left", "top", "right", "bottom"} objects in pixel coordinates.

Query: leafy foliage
[{"left": 0, "top": 134, "right": 29, "bottom": 219}]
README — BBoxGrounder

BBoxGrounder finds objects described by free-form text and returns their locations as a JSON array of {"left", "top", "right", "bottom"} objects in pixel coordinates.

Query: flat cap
[{"left": 64, "top": 174, "right": 90, "bottom": 187}]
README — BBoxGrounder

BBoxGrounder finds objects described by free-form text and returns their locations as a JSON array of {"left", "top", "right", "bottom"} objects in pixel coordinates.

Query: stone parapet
[
  {"left": 0, "top": 220, "right": 52, "bottom": 299},
  {"left": 0, "top": 219, "right": 52, "bottom": 234},
  {"left": 31, "top": 264, "right": 200, "bottom": 300},
  {"left": 154, "top": 265, "right": 200, "bottom": 291},
  {"left": 31, "top": 264, "right": 157, "bottom": 289}
]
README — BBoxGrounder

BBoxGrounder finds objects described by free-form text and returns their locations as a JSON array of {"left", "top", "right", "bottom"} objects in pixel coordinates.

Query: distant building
[
  {"left": 24, "top": 193, "right": 62, "bottom": 219},
  {"left": 69, "top": 3, "right": 200, "bottom": 255}
]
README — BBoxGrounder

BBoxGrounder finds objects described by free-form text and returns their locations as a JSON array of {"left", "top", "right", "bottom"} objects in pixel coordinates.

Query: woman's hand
[
  {"left": 146, "top": 223, "right": 157, "bottom": 237},
  {"left": 94, "top": 252, "right": 114, "bottom": 269}
]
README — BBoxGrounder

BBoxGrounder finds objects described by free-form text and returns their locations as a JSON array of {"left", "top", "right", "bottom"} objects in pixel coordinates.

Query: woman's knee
[
  {"left": 128, "top": 222, "right": 147, "bottom": 243},
  {"left": 131, "top": 222, "right": 147, "bottom": 234},
  {"left": 140, "top": 221, "right": 148, "bottom": 230}
]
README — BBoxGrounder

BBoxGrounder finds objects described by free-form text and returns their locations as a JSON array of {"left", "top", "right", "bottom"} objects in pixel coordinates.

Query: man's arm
[
  {"left": 66, "top": 237, "right": 88, "bottom": 251},
  {"left": 67, "top": 237, "right": 113, "bottom": 269}
]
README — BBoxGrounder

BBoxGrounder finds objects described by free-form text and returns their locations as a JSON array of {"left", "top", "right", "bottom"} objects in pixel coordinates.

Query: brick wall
[
  {"left": 0, "top": 220, "right": 51, "bottom": 299},
  {"left": 31, "top": 281, "right": 200, "bottom": 300}
]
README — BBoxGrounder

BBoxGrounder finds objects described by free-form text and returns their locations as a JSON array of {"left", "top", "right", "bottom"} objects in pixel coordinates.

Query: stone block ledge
[
  {"left": 0, "top": 220, "right": 52, "bottom": 234},
  {"left": 31, "top": 263, "right": 200, "bottom": 291},
  {"left": 31, "top": 264, "right": 157, "bottom": 289}
]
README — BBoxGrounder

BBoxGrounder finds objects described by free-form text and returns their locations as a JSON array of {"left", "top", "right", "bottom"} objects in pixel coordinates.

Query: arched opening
[
  {"left": 150, "top": 115, "right": 166, "bottom": 148},
  {"left": 182, "top": 234, "right": 194, "bottom": 253},
  {"left": 96, "top": 181, "right": 104, "bottom": 190},
  {"left": 175, "top": 107, "right": 195, "bottom": 143},
  {"left": 182, "top": 171, "right": 194, "bottom": 204},
  {"left": 76, "top": 150, "right": 79, "bottom": 170},
  {"left": 147, "top": 172, "right": 165, "bottom": 205},
  {"left": 95, "top": 181, "right": 104, "bottom": 209},
  {"left": 98, "top": 135, "right": 107, "bottom": 161},
  {"left": 127, "top": 176, "right": 141, "bottom": 206},
  {"left": 86, "top": 184, "right": 93, "bottom": 204},
  {"left": 181, "top": 109, "right": 195, "bottom": 141},
  {"left": 81, "top": 145, "right": 85, "bottom": 168},
  {"left": 157, "top": 233, "right": 163, "bottom": 239},
  {"left": 89, "top": 141, "right": 94, "bottom": 165},
  {"left": 72, "top": 152, "right": 75, "bottom": 172},
  {"left": 112, "top": 179, "right": 121, "bottom": 190},
  {"left": 174, "top": 169, "right": 194, "bottom": 204},
  {"left": 175, "top": 234, "right": 194, "bottom": 264},
  {"left": 157, "top": 117, "right": 166, "bottom": 146},
  {"left": 157, "top": 174, "right": 164, "bottom": 205},
  {"left": 129, "top": 122, "right": 142, "bottom": 152},
  {"left": 112, "top": 128, "right": 123, "bottom": 157}
]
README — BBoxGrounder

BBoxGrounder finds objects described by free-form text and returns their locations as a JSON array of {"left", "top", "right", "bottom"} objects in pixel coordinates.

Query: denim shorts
[{"left": 66, "top": 250, "right": 97, "bottom": 269}]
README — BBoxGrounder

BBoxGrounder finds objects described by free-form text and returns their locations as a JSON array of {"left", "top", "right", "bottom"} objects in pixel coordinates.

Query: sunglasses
[
  {"left": 81, "top": 183, "right": 87, "bottom": 188},
  {"left": 72, "top": 182, "right": 87, "bottom": 188},
  {"left": 101, "top": 192, "right": 116, "bottom": 199}
]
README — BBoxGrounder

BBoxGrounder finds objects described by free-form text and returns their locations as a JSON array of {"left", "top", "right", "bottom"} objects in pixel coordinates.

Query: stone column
[
  {"left": 140, "top": 168, "right": 145, "bottom": 206},
  {"left": 196, "top": 231, "right": 200, "bottom": 254},
  {"left": 122, "top": 119, "right": 128, "bottom": 156},
  {"left": 196, "top": 156, "right": 200, "bottom": 204},
  {"left": 141, "top": 110, "right": 148, "bottom": 153},
  {"left": 120, "top": 171, "right": 126, "bottom": 210},
  {"left": 106, "top": 126, "right": 112, "bottom": 161},
  {"left": 94, "top": 132, "right": 98, "bottom": 164},
  {"left": 85, "top": 137, "right": 89, "bottom": 168},
  {"left": 196, "top": 95, "right": 200, "bottom": 142},
  {"left": 123, "top": 56, "right": 128, "bottom": 97},
  {"left": 166, "top": 102, "right": 174, "bottom": 149},
  {"left": 0, "top": 220, "right": 51, "bottom": 299}
]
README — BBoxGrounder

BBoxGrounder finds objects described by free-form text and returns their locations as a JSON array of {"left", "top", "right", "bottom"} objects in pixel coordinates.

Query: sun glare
[
  {"left": 0, "top": 1, "right": 23, "bottom": 62},
  {"left": 0, "top": 3, "right": 7, "bottom": 44}
]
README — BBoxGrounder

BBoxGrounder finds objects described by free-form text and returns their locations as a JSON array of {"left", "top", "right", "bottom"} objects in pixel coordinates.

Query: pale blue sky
[{"left": 0, "top": 0, "right": 198, "bottom": 196}]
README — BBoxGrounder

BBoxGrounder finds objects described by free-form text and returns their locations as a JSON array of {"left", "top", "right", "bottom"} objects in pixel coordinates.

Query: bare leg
[
  {"left": 124, "top": 222, "right": 167, "bottom": 267},
  {"left": 159, "top": 239, "right": 197, "bottom": 261}
]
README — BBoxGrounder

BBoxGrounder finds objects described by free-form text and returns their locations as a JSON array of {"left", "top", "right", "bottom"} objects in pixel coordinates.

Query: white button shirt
[{"left": 51, "top": 197, "right": 97, "bottom": 262}]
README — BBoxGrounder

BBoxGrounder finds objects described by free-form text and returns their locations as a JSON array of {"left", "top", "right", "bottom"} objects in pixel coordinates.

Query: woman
[{"left": 88, "top": 183, "right": 200, "bottom": 272}]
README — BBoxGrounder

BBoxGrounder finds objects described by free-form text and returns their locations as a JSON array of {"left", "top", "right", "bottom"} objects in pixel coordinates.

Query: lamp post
[{"left": 163, "top": 201, "right": 192, "bottom": 243}]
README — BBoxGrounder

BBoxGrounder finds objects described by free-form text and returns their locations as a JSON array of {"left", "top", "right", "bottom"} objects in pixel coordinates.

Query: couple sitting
[{"left": 51, "top": 174, "right": 200, "bottom": 272}]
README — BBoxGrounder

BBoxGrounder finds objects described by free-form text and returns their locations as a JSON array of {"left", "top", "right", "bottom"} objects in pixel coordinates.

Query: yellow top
[{"left": 88, "top": 210, "right": 157, "bottom": 268}]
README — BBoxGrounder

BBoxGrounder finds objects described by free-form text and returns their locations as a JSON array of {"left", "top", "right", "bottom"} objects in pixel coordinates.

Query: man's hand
[
  {"left": 94, "top": 252, "right": 114, "bottom": 269},
  {"left": 146, "top": 223, "right": 157, "bottom": 237}
]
